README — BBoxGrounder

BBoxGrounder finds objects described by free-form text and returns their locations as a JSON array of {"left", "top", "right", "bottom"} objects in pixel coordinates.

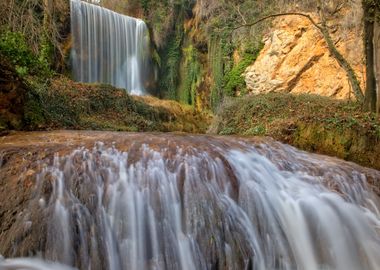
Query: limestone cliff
[{"left": 245, "top": 8, "right": 365, "bottom": 99}]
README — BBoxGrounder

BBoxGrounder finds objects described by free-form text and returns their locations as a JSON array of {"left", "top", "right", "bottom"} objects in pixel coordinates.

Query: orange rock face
[{"left": 245, "top": 13, "right": 365, "bottom": 99}]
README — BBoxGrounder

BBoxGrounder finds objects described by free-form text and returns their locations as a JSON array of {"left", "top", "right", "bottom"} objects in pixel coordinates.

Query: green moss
[
  {"left": 178, "top": 45, "right": 202, "bottom": 105},
  {"left": 209, "top": 36, "right": 225, "bottom": 109},
  {"left": 224, "top": 43, "right": 264, "bottom": 96},
  {"left": 210, "top": 93, "right": 380, "bottom": 169},
  {"left": 158, "top": 20, "right": 184, "bottom": 100},
  {"left": 244, "top": 125, "right": 266, "bottom": 136},
  {"left": 219, "top": 127, "right": 236, "bottom": 135}
]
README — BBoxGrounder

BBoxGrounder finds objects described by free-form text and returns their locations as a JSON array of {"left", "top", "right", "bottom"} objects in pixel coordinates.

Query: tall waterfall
[
  {"left": 70, "top": 0, "right": 150, "bottom": 95},
  {"left": 1, "top": 134, "right": 380, "bottom": 270}
]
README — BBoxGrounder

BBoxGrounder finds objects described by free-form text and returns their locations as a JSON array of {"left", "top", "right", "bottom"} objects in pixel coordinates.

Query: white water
[
  {"left": 1, "top": 136, "right": 380, "bottom": 270},
  {"left": 70, "top": 0, "right": 150, "bottom": 95}
]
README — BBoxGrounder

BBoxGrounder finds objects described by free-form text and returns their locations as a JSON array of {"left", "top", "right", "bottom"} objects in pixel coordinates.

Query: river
[{"left": 0, "top": 131, "right": 379, "bottom": 270}]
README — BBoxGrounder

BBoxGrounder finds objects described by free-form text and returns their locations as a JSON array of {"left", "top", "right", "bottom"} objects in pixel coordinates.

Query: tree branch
[
  {"left": 231, "top": 12, "right": 364, "bottom": 101},
  {"left": 232, "top": 12, "right": 322, "bottom": 32},
  {"left": 233, "top": 4, "right": 247, "bottom": 25}
]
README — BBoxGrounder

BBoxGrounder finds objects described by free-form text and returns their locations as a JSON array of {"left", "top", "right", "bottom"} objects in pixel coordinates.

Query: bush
[
  {"left": 0, "top": 31, "right": 52, "bottom": 77},
  {"left": 223, "top": 42, "right": 264, "bottom": 97}
]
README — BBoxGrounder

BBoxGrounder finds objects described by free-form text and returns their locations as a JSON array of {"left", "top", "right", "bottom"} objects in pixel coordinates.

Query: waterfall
[
  {"left": 70, "top": 0, "right": 150, "bottom": 95},
  {"left": 1, "top": 135, "right": 380, "bottom": 270}
]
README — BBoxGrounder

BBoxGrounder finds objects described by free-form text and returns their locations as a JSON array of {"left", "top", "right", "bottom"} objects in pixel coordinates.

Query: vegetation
[
  {"left": 224, "top": 44, "right": 264, "bottom": 97},
  {"left": 0, "top": 0, "right": 70, "bottom": 72},
  {"left": 158, "top": 20, "right": 184, "bottom": 100},
  {"left": 363, "top": 0, "right": 380, "bottom": 113},
  {"left": 178, "top": 45, "right": 202, "bottom": 105},
  {"left": 0, "top": 31, "right": 52, "bottom": 77},
  {"left": 20, "top": 77, "right": 211, "bottom": 133},
  {"left": 0, "top": 0, "right": 379, "bottom": 168},
  {"left": 210, "top": 93, "right": 380, "bottom": 168}
]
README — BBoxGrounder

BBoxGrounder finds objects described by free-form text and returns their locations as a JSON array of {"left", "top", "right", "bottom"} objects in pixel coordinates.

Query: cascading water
[
  {"left": 1, "top": 135, "right": 380, "bottom": 270},
  {"left": 70, "top": 0, "right": 150, "bottom": 95}
]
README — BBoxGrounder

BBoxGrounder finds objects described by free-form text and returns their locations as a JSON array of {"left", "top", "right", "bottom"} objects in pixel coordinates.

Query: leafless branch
[{"left": 232, "top": 12, "right": 322, "bottom": 32}]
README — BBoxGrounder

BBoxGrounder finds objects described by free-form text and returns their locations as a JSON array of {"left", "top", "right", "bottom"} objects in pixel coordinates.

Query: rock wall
[
  {"left": 0, "top": 57, "right": 25, "bottom": 131},
  {"left": 245, "top": 9, "right": 365, "bottom": 99}
]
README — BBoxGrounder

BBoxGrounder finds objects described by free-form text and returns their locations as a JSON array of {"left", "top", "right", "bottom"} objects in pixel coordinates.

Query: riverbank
[
  {"left": 0, "top": 56, "right": 211, "bottom": 133},
  {"left": 209, "top": 93, "right": 380, "bottom": 170}
]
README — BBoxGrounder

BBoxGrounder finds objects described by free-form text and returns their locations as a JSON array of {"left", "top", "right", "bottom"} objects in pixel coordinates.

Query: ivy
[
  {"left": 178, "top": 45, "right": 201, "bottom": 105},
  {"left": 0, "top": 30, "right": 52, "bottom": 77},
  {"left": 158, "top": 22, "right": 184, "bottom": 100},
  {"left": 224, "top": 42, "right": 264, "bottom": 97}
]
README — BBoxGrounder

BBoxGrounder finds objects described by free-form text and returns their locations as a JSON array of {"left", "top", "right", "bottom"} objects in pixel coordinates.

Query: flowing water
[
  {"left": 70, "top": 0, "right": 150, "bottom": 95},
  {"left": 0, "top": 134, "right": 380, "bottom": 270}
]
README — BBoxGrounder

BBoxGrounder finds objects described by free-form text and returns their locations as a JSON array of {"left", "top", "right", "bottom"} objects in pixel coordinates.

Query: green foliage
[
  {"left": 158, "top": 20, "right": 184, "bottom": 100},
  {"left": 244, "top": 125, "right": 266, "bottom": 136},
  {"left": 15, "top": 66, "right": 29, "bottom": 78},
  {"left": 140, "top": 0, "right": 151, "bottom": 13},
  {"left": 211, "top": 93, "right": 380, "bottom": 139},
  {"left": 209, "top": 37, "right": 225, "bottom": 110},
  {"left": 152, "top": 49, "right": 162, "bottom": 67},
  {"left": 219, "top": 127, "right": 236, "bottom": 135},
  {"left": 0, "top": 31, "right": 36, "bottom": 77},
  {"left": 224, "top": 43, "right": 264, "bottom": 97},
  {"left": 20, "top": 77, "right": 210, "bottom": 133},
  {"left": 178, "top": 45, "right": 201, "bottom": 105},
  {"left": 38, "top": 31, "right": 54, "bottom": 72},
  {"left": 0, "top": 31, "right": 52, "bottom": 77},
  {"left": 209, "top": 93, "right": 380, "bottom": 168}
]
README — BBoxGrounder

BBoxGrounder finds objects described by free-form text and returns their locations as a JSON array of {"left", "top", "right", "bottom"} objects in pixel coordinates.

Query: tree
[
  {"left": 232, "top": 7, "right": 365, "bottom": 101},
  {"left": 363, "top": 0, "right": 380, "bottom": 113},
  {"left": 376, "top": 16, "right": 380, "bottom": 114}
]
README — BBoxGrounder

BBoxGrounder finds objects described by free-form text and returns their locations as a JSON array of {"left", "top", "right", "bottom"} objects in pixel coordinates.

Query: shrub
[
  {"left": 0, "top": 30, "right": 52, "bottom": 77},
  {"left": 223, "top": 42, "right": 264, "bottom": 97}
]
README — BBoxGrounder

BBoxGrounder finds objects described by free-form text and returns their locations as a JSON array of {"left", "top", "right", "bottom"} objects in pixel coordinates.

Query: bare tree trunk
[
  {"left": 233, "top": 11, "right": 364, "bottom": 101},
  {"left": 363, "top": 2, "right": 377, "bottom": 112},
  {"left": 375, "top": 17, "right": 380, "bottom": 114},
  {"left": 316, "top": 0, "right": 364, "bottom": 102}
]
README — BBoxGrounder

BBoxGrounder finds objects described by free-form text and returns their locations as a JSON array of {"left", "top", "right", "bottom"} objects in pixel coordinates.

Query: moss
[
  {"left": 178, "top": 45, "right": 202, "bottom": 105},
  {"left": 244, "top": 125, "right": 266, "bottom": 136},
  {"left": 158, "top": 20, "right": 184, "bottom": 100},
  {"left": 219, "top": 127, "right": 236, "bottom": 135},
  {"left": 223, "top": 43, "right": 264, "bottom": 96},
  {"left": 19, "top": 76, "right": 210, "bottom": 133},
  {"left": 209, "top": 36, "right": 225, "bottom": 109},
  {"left": 210, "top": 93, "right": 380, "bottom": 169}
]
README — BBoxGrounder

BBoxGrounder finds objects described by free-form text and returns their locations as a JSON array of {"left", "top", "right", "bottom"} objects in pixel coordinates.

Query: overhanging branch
[
  {"left": 232, "top": 12, "right": 322, "bottom": 32},
  {"left": 231, "top": 12, "right": 364, "bottom": 101}
]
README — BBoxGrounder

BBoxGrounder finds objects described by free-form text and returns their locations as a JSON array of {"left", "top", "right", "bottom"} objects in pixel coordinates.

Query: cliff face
[{"left": 244, "top": 5, "right": 365, "bottom": 99}]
